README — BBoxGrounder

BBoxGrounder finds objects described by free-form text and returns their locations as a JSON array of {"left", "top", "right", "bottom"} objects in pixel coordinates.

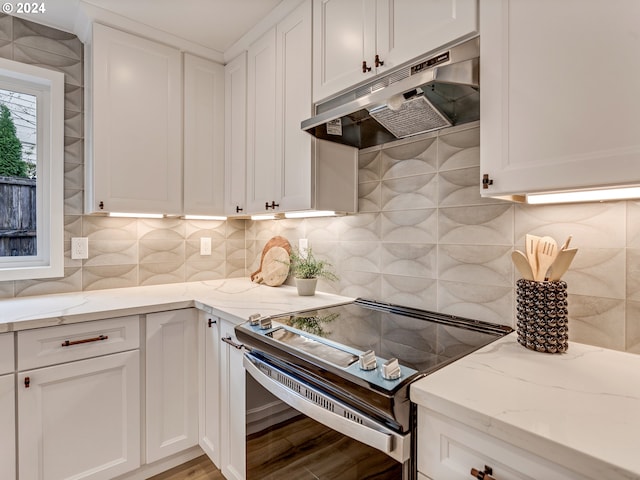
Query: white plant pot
[{"left": 295, "top": 277, "right": 317, "bottom": 296}]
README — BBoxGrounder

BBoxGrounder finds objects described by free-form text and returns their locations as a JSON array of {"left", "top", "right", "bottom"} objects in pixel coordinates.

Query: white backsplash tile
[
  {"left": 515, "top": 202, "right": 626, "bottom": 249},
  {"left": 568, "top": 294, "right": 625, "bottom": 350},
  {"left": 438, "top": 244, "right": 513, "bottom": 287},
  {"left": 439, "top": 204, "right": 514, "bottom": 245},
  {"left": 381, "top": 209, "right": 437, "bottom": 244},
  {"left": 381, "top": 274, "right": 437, "bottom": 311}
]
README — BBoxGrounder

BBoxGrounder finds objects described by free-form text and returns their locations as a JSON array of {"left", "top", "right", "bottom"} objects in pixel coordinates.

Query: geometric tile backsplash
[{"left": 0, "top": 14, "right": 638, "bottom": 354}]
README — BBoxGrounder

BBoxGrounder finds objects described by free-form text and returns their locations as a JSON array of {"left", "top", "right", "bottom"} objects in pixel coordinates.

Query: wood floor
[
  {"left": 148, "top": 455, "right": 224, "bottom": 480},
  {"left": 149, "top": 415, "right": 401, "bottom": 479}
]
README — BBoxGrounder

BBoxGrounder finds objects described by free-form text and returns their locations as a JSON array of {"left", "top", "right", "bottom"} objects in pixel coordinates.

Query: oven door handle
[{"left": 243, "top": 353, "right": 410, "bottom": 463}]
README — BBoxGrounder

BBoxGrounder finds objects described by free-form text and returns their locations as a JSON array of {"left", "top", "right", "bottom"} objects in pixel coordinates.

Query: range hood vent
[{"left": 302, "top": 38, "right": 479, "bottom": 149}]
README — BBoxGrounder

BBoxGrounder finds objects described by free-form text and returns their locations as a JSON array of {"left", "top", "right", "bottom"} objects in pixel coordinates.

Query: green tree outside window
[{"left": 0, "top": 103, "right": 28, "bottom": 178}]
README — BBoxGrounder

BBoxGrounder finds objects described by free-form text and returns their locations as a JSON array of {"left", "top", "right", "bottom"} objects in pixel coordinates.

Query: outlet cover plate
[{"left": 71, "top": 237, "right": 88, "bottom": 260}]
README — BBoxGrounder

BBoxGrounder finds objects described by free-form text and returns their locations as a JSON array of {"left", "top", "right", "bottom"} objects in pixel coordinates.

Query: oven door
[{"left": 244, "top": 351, "right": 411, "bottom": 480}]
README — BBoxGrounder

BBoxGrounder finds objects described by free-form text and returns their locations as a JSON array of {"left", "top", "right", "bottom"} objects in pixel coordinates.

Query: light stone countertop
[
  {"left": 0, "top": 278, "right": 354, "bottom": 332},
  {"left": 410, "top": 334, "right": 640, "bottom": 480}
]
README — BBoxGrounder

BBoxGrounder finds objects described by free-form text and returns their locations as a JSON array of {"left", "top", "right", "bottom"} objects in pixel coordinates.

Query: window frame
[{"left": 0, "top": 58, "right": 64, "bottom": 281}]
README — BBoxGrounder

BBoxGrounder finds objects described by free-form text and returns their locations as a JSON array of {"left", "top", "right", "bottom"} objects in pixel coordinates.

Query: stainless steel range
[{"left": 236, "top": 299, "right": 512, "bottom": 479}]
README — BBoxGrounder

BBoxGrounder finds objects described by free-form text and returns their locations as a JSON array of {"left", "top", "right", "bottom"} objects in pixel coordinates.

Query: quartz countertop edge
[
  {"left": 410, "top": 334, "right": 640, "bottom": 480},
  {"left": 0, "top": 278, "right": 355, "bottom": 332}
]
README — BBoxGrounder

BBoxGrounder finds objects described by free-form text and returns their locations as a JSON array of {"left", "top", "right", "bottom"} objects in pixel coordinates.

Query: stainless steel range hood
[{"left": 302, "top": 38, "right": 479, "bottom": 149}]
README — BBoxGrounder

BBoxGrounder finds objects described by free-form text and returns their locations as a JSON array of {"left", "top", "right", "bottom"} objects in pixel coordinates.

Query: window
[{"left": 0, "top": 58, "right": 64, "bottom": 280}]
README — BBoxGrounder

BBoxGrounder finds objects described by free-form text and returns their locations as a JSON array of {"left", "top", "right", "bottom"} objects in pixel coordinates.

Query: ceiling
[{"left": 20, "top": 0, "right": 284, "bottom": 55}]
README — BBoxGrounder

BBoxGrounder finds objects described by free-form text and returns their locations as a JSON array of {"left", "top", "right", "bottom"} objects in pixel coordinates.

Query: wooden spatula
[
  {"left": 535, "top": 236, "right": 558, "bottom": 281},
  {"left": 548, "top": 248, "right": 577, "bottom": 281},
  {"left": 511, "top": 250, "right": 534, "bottom": 280}
]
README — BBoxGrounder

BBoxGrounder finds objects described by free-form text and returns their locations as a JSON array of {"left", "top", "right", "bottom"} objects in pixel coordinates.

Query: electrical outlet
[
  {"left": 200, "top": 237, "right": 212, "bottom": 256},
  {"left": 71, "top": 237, "right": 88, "bottom": 260}
]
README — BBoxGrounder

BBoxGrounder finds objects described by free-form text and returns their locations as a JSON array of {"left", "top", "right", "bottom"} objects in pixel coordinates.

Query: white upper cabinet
[
  {"left": 246, "top": 1, "right": 358, "bottom": 215},
  {"left": 224, "top": 53, "right": 248, "bottom": 216},
  {"left": 377, "top": 0, "right": 478, "bottom": 75},
  {"left": 313, "top": 0, "right": 376, "bottom": 102},
  {"left": 480, "top": 0, "right": 640, "bottom": 199},
  {"left": 313, "top": 0, "right": 478, "bottom": 102},
  {"left": 276, "top": 0, "right": 314, "bottom": 212},
  {"left": 183, "top": 54, "right": 225, "bottom": 216},
  {"left": 246, "top": 28, "right": 278, "bottom": 214},
  {"left": 88, "top": 23, "right": 182, "bottom": 215}
]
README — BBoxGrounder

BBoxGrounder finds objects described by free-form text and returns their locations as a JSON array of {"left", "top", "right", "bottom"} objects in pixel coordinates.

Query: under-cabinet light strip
[
  {"left": 527, "top": 186, "right": 640, "bottom": 204},
  {"left": 109, "top": 212, "right": 164, "bottom": 218},
  {"left": 183, "top": 215, "right": 227, "bottom": 221},
  {"left": 284, "top": 211, "right": 336, "bottom": 218}
]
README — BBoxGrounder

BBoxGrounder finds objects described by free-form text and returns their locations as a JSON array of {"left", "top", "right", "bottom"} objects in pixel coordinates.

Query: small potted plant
[{"left": 288, "top": 247, "right": 338, "bottom": 296}]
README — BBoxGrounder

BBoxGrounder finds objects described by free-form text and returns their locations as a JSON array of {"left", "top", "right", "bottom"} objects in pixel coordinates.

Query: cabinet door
[
  {"left": 0, "top": 332, "right": 13, "bottom": 375},
  {"left": 146, "top": 309, "right": 198, "bottom": 463},
  {"left": 0, "top": 374, "right": 15, "bottom": 480},
  {"left": 417, "top": 407, "right": 580, "bottom": 480},
  {"left": 224, "top": 53, "right": 247, "bottom": 216},
  {"left": 198, "top": 312, "right": 221, "bottom": 467},
  {"left": 480, "top": 0, "right": 640, "bottom": 198},
  {"left": 90, "top": 24, "right": 182, "bottom": 215},
  {"left": 312, "top": 0, "right": 377, "bottom": 102},
  {"left": 376, "top": 0, "right": 478, "bottom": 71},
  {"left": 184, "top": 54, "right": 225, "bottom": 216},
  {"left": 18, "top": 351, "right": 140, "bottom": 480},
  {"left": 220, "top": 319, "right": 246, "bottom": 480},
  {"left": 246, "top": 29, "right": 278, "bottom": 214},
  {"left": 276, "top": 1, "right": 313, "bottom": 212}
]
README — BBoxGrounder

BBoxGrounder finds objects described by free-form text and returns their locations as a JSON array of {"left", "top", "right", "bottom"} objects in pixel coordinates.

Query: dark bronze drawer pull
[
  {"left": 221, "top": 336, "right": 244, "bottom": 350},
  {"left": 61, "top": 334, "right": 108, "bottom": 347},
  {"left": 471, "top": 465, "right": 495, "bottom": 480}
]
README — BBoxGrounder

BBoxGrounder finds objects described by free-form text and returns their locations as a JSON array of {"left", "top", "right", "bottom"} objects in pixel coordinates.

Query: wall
[
  {"left": 0, "top": 14, "right": 246, "bottom": 298},
  {"left": 0, "top": 15, "right": 637, "bottom": 354},
  {"left": 247, "top": 124, "right": 640, "bottom": 354}
]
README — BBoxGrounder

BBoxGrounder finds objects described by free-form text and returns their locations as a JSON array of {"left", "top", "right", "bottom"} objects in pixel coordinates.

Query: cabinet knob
[
  {"left": 208, "top": 318, "right": 217, "bottom": 327},
  {"left": 236, "top": 206, "right": 243, "bottom": 213},
  {"left": 265, "top": 201, "right": 280, "bottom": 210},
  {"left": 99, "top": 201, "right": 105, "bottom": 210},
  {"left": 24, "top": 376, "right": 30, "bottom": 388},
  {"left": 471, "top": 465, "right": 496, "bottom": 480},
  {"left": 362, "top": 61, "right": 372, "bottom": 73},
  {"left": 482, "top": 174, "right": 494, "bottom": 189},
  {"left": 375, "top": 54, "right": 384, "bottom": 67}
]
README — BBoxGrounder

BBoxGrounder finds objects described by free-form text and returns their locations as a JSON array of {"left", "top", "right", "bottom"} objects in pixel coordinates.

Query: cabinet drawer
[
  {"left": 0, "top": 333, "right": 14, "bottom": 375},
  {"left": 418, "top": 407, "right": 580, "bottom": 480},
  {"left": 18, "top": 316, "right": 140, "bottom": 370}
]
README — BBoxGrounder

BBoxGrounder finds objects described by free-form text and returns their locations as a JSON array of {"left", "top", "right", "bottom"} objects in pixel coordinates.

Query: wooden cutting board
[
  {"left": 250, "top": 236, "right": 292, "bottom": 284},
  {"left": 253, "top": 246, "right": 290, "bottom": 286}
]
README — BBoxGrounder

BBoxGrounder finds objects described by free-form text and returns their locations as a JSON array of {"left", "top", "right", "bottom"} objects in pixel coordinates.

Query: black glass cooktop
[{"left": 237, "top": 299, "right": 512, "bottom": 388}]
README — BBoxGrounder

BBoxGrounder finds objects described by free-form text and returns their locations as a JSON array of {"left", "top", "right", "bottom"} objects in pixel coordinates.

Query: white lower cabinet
[
  {"left": 219, "top": 318, "right": 246, "bottom": 480},
  {"left": 146, "top": 309, "right": 199, "bottom": 463},
  {"left": 0, "top": 374, "right": 15, "bottom": 480},
  {"left": 198, "top": 312, "right": 221, "bottom": 467},
  {"left": 18, "top": 350, "right": 140, "bottom": 480},
  {"left": 418, "top": 407, "right": 580, "bottom": 480}
]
